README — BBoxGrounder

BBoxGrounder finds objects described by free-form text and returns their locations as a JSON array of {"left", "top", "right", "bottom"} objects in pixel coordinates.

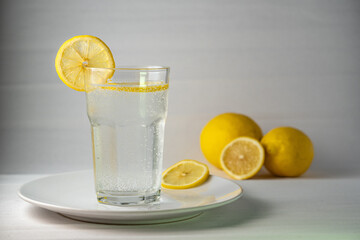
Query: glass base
[{"left": 97, "top": 190, "right": 161, "bottom": 206}]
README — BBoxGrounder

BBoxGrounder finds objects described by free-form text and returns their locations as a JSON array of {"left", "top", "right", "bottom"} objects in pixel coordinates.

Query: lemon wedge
[
  {"left": 220, "top": 137, "right": 264, "bottom": 180},
  {"left": 161, "top": 160, "right": 209, "bottom": 189},
  {"left": 55, "top": 35, "right": 115, "bottom": 91}
]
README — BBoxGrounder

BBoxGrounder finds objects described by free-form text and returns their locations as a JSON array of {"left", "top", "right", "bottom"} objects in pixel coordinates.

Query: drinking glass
[{"left": 85, "top": 66, "right": 169, "bottom": 205}]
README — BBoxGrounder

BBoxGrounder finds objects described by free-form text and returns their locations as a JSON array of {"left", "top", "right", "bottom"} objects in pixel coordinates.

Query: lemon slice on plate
[
  {"left": 55, "top": 35, "right": 115, "bottom": 91},
  {"left": 220, "top": 137, "right": 264, "bottom": 180},
  {"left": 161, "top": 160, "right": 210, "bottom": 189}
]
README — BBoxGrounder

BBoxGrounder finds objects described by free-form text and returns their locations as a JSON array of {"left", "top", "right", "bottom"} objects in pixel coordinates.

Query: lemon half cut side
[
  {"left": 55, "top": 35, "right": 115, "bottom": 91},
  {"left": 220, "top": 137, "right": 265, "bottom": 180},
  {"left": 200, "top": 113, "right": 263, "bottom": 169}
]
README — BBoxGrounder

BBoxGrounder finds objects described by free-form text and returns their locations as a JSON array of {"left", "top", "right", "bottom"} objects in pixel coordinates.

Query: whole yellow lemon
[
  {"left": 261, "top": 127, "right": 314, "bottom": 177},
  {"left": 200, "top": 113, "right": 262, "bottom": 169}
]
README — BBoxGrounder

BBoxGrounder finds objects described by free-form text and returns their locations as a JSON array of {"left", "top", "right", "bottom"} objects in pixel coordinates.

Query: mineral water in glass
[{"left": 85, "top": 66, "right": 169, "bottom": 205}]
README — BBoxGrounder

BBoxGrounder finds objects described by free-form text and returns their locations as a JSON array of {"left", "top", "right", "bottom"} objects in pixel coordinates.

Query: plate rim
[{"left": 18, "top": 170, "right": 243, "bottom": 216}]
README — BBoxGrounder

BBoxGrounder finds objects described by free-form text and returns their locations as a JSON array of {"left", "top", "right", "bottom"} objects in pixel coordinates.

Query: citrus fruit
[
  {"left": 161, "top": 160, "right": 209, "bottom": 189},
  {"left": 55, "top": 35, "right": 115, "bottom": 91},
  {"left": 220, "top": 137, "right": 265, "bottom": 180},
  {"left": 261, "top": 127, "right": 314, "bottom": 177},
  {"left": 200, "top": 113, "right": 262, "bottom": 169}
]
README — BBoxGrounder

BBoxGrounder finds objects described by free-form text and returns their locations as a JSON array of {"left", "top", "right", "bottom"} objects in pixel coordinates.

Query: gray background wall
[{"left": 0, "top": 0, "right": 359, "bottom": 177}]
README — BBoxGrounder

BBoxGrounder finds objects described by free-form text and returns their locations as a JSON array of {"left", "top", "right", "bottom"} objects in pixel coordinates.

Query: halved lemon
[
  {"left": 220, "top": 137, "right": 264, "bottom": 180},
  {"left": 161, "top": 160, "right": 209, "bottom": 189},
  {"left": 55, "top": 35, "right": 115, "bottom": 91}
]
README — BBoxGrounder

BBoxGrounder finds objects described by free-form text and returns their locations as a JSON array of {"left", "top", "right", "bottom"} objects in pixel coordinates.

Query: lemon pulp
[
  {"left": 55, "top": 35, "right": 115, "bottom": 91},
  {"left": 162, "top": 160, "right": 209, "bottom": 189},
  {"left": 220, "top": 137, "right": 264, "bottom": 180},
  {"left": 200, "top": 113, "right": 262, "bottom": 169}
]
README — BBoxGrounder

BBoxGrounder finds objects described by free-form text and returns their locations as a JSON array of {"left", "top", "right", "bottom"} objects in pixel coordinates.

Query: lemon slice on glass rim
[
  {"left": 55, "top": 35, "right": 115, "bottom": 91},
  {"left": 161, "top": 160, "right": 210, "bottom": 189}
]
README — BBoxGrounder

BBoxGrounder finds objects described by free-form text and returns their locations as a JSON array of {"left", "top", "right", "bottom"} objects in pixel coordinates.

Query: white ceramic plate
[{"left": 18, "top": 170, "right": 243, "bottom": 224}]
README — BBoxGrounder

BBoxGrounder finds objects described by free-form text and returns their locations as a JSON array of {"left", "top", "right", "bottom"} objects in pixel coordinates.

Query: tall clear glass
[{"left": 84, "top": 66, "right": 169, "bottom": 206}]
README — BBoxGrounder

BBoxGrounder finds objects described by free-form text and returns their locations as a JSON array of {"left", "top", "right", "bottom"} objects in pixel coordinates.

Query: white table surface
[{"left": 1, "top": 172, "right": 359, "bottom": 240}]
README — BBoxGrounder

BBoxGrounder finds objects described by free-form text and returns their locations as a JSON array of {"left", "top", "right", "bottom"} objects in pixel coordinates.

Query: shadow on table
[
  {"left": 26, "top": 194, "right": 272, "bottom": 232},
  {"left": 247, "top": 165, "right": 360, "bottom": 180},
  {"left": 148, "top": 194, "right": 273, "bottom": 231}
]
